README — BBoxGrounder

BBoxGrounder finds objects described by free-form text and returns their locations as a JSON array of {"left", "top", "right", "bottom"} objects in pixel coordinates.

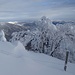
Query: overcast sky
[{"left": 0, "top": 0, "right": 75, "bottom": 21}]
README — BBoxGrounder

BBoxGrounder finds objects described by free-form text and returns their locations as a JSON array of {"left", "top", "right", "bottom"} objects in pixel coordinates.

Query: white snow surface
[
  {"left": 0, "top": 41, "right": 75, "bottom": 75},
  {"left": 8, "top": 21, "right": 18, "bottom": 24}
]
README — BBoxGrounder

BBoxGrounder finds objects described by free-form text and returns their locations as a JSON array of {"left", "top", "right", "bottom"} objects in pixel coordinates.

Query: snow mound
[
  {"left": 0, "top": 41, "right": 29, "bottom": 57},
  {"left": 12, "top": 41, "right": 28, "bottom": 58},
  {"left": 0, "top": 41, "right": 15, "bottom": 55}
]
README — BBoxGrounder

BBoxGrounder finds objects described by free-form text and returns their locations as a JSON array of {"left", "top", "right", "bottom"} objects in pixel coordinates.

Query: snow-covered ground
[{"left": 0, "top": 41, "right": 75, "bottom": 75}]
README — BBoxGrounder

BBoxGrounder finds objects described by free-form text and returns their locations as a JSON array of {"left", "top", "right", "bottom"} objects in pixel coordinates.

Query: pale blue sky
[{"left": 0, "top": 0, "right": 75, "bottom": 21}]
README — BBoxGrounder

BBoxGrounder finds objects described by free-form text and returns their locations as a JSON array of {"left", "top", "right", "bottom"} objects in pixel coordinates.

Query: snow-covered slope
[{"left": 0, "top": 41, "right": 75, "bottom": 75}]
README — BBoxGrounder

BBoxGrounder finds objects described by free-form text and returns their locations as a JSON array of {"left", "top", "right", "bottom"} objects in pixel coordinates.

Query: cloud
[{"left": 0, "top": 0, "right": 75, "bottom": 21}]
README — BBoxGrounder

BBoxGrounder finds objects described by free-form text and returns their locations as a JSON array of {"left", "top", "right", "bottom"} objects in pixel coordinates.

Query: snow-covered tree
[
  {"left": 10, "top": 30, "right": 34, "bottom": 47},
  {"left": 0, "top": 30, "right": 7, "bottom": 42},
  {"left": 10, "top": 16, "right": 75, "bottom": 63}
]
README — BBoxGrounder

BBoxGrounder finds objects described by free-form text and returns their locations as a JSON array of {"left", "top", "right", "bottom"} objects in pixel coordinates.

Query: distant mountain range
[
  {"left": 52, "top": 21, "right": 75, "bottom": 25},
  {"left": 0, "top": 21, "right": 75, "bottom": 41},
  {"left": 0, "top": 22, "right": 26, "bottom": 41}
]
